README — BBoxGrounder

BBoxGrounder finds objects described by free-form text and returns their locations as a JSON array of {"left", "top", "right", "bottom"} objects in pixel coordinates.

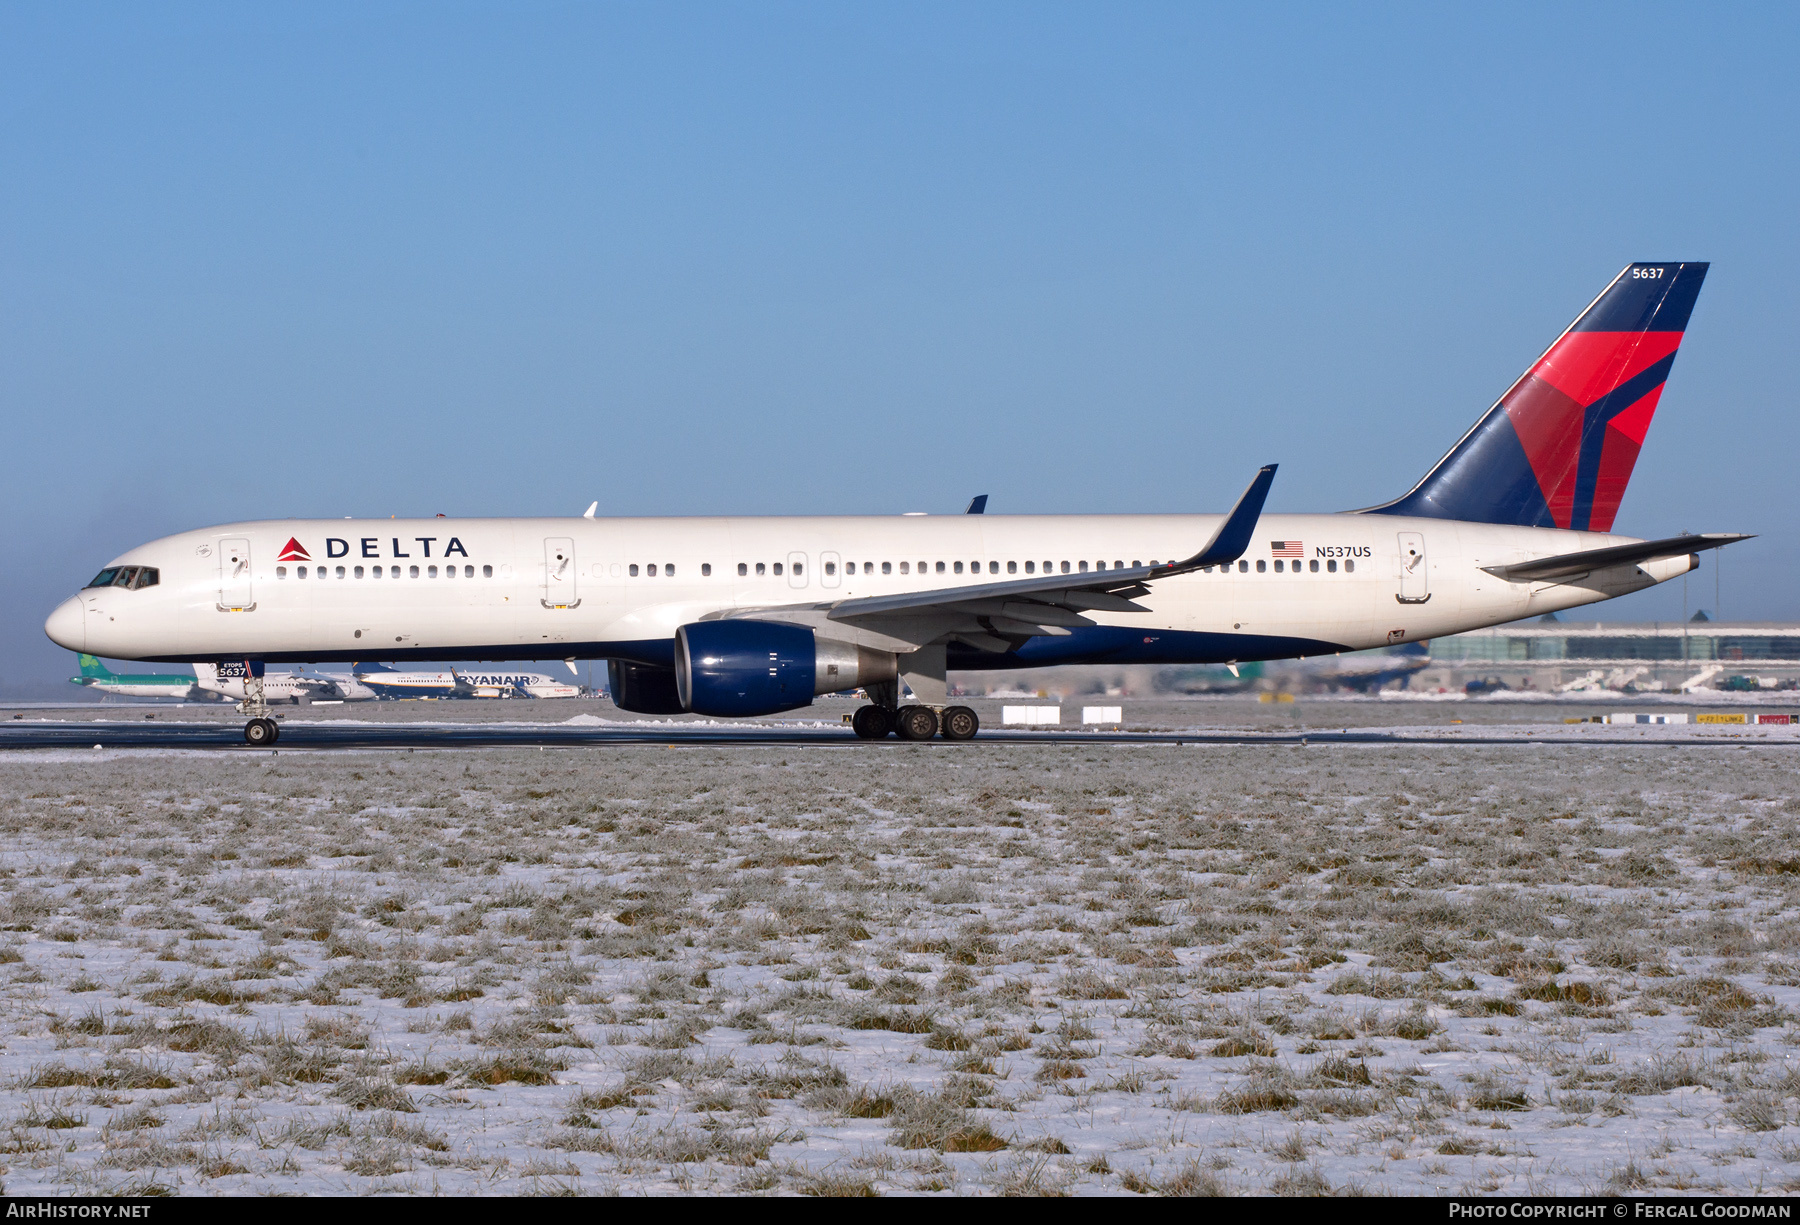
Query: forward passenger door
[{"left": 219, "top": 538, "right": 253, "bottom": 610}]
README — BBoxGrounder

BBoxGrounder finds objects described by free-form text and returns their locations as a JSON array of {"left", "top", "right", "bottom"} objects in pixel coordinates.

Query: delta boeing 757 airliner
[{"left": 47, "top": 263, "right": 1746, "bottom": 745}]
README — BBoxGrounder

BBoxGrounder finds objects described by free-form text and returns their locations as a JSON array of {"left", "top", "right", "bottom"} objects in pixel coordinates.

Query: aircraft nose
[{"left": 44, "top": 597, "right": 84, "bottom": 652}]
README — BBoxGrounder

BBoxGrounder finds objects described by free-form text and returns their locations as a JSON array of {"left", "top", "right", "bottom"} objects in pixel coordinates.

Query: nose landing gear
[{"left": 235, "top": 664, "right": 280, "bottom": 745}]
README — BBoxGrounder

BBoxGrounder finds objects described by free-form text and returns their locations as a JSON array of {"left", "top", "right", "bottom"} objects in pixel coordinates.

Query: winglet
[
  {"left": 965, "top": 495, "right": 988, "bottom": 515},
  {"left": 1162, "top": 465, "right": 1278, "bottom": 573}
]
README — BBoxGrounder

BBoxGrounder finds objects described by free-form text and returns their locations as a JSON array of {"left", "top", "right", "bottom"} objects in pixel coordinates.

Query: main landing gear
[
  {"left": 851, "top": 704, "right": 979, "bottom": 742},
  {"left": 244, "top": 717, "right": 280, "bottom": 746}
]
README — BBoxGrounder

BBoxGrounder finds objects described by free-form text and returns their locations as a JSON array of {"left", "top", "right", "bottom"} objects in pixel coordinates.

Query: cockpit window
[{"left": 83, "top": 567, "right": 158, "bottom": 590}]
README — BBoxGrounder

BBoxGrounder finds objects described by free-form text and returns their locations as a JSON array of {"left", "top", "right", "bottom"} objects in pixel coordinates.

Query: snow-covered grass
[{"left": 0, "top": 741, "right": 1796, "bottom": 1195}]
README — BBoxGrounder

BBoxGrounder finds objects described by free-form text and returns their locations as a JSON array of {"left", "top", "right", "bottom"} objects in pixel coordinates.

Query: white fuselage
[
  {"left": 190, "top": 663, "right": 376, "bottom": 703},
  {"left": 44, "top": 513, "right": 1693, "bottom": 673},
  {"left": 77, "top": 677, "right": 201, "bottom": 700}
]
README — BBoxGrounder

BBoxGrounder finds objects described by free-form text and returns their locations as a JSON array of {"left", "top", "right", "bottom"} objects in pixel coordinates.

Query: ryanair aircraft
[{"left": 46, "top": 263, "right": 1745, "bottom": 745}]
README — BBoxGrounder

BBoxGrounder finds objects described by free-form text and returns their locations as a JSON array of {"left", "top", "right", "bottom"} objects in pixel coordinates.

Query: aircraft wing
[
  {"left": 1481, "top": 532, "right": 1751, "bottom": 583},
  {"left": 719, "top": 465, "right": 1275, "bottom": 651}
]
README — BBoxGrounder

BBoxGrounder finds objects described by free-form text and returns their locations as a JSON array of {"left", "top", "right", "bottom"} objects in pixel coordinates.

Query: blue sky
[{"left": 2, "top": 4, "right": 1795, "bottom": 686}]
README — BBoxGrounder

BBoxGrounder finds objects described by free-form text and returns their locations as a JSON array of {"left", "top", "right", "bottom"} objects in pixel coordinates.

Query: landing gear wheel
[
  {"left": 851, "top": 705, "right": 893, "bottom": 740},
  {"left": 939, "top": 706, "right": 979, "bottom": 741},
  {"left": 244, "top": 718, "right": 278, "bottom": 746},
  {"left": 894, "top": 705, "right": 940, "bottom": 741}
]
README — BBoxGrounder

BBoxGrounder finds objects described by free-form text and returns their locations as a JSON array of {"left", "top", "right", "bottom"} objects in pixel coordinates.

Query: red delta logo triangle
[{"left": 277, "top": 538, "right": 311, "bottom": 562}]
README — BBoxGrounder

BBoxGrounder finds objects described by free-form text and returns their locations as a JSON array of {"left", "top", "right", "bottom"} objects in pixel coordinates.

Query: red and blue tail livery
[{"left": 1369, "top": 262, "right": 1707, "bottom": 531}]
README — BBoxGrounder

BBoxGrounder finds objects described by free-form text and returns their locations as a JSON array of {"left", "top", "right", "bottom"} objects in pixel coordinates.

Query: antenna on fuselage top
[{"left": 582, "top": 502, "right": 597, "bottom": 518}]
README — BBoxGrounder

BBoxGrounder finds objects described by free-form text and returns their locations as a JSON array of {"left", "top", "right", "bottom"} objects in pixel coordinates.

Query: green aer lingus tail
[{"left": 71, "top": 654, "right": 200, "bottom": 700}]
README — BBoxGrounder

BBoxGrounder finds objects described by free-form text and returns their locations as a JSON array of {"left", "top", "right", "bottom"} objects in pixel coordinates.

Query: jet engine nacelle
[
  {"left": 674, "top": 620, "right": 897, "bottom": 717},
  {"left": 607, "top": 659, "right": 685, "bottom": 715}
]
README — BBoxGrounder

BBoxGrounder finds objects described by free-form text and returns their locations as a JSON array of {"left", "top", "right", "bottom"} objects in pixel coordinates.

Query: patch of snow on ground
[{"left": 0, "top": 743, "right": 1793, "bottom": 1194}]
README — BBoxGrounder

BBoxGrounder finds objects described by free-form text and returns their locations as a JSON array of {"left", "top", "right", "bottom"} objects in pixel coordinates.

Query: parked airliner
[{"left": 45, "top": 263, "right": 1745, "bottom": 745}]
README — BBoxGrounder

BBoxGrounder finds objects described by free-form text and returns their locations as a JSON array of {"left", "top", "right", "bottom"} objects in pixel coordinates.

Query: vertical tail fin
[
  {"left": 1368, "top": 262, "right": 1708, "bottom": 530},
  {"left": 77, "top": 654, "right": 111, "bottom": 678}
]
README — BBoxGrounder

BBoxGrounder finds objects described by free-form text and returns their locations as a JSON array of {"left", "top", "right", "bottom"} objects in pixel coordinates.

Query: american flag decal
[{"left": 1270, "top": 540, "right": 1304, "bottom": 558}]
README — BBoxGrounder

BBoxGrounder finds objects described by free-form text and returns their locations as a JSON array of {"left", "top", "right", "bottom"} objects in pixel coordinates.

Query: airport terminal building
[{"left": 1421, "top": 620, "right": 1800, "bottom": 693}]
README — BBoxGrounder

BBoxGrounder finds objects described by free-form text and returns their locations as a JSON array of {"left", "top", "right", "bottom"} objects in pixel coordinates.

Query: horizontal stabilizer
[{"left": 1481, "top": 532, "right": 1751, "bottom": 583}]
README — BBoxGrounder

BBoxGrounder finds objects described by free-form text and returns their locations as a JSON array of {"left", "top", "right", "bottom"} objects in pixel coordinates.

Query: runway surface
[{"left": 0, "top": 718, "right": 1795, "bottom": 750}]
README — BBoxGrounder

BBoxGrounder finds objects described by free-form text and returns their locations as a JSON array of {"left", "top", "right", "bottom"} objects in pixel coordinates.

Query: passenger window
[
  {"left": 1201, "top": 565, "right": 1212, "bottom": 573},
  {"left": 1256, "top": 560, "right": 1266, "bottom": 573},
  {"left": 825, "top": 562, "right": 836, "bottom": 576},
  {"left": 1025, "top": 561, "right": 1035, "bottom": 574},
  {"left": 409, "top": 565, "right": 419, "bottom": 578},
  {"left": 1060, "top": 561, "right": 1070, "bottom": 574},
  {"left": 899, "top": 561, "right": 909, "bottom": 574},
  {"left": 756, "top": 563, "right": 766, "bottom": 576},
  {"left": 629, "top": 564, "right": 639, "bottom": 576},
  {"left": 1007, "top": 561, "right": 1017, "bottom": 574},
  {"left": 738, "top": 563, "right": 748, "bottom": 576},
  {"left": 881, "top": 561, "right": 891, "bottom": 575},
  {"left": 464, "top": 565, "right": 473, "bottom": 577},
  {"left": 1345, "top": 560, "right": 1355, "bottom": 573},
  {"left": 483, "top": 565, "right": 493, "bottom": 578},
  {"left": 702, "top": 564, "right": 711, "bottom": 576},
  {"left": 1131, "top": 560, "right": 1139, "bottom": 568},
  {"left": 1273, "top": 560, "right": 1283, "bottom": 573},
  {"left": 990, "top": 561, "right": 999, "bottom": 574},
  {"left": 1238, "top": 560, "right": 1248, "bottom": 573},
  {"left": 865, "top": 562, "right": 874, "bottom": 575},
  {"left": 667, "top": 564, "right": 676, "bottom": 577},
  {"left": 1327, "top": 559, "right": 1336, "bottom": 572},
  {"left": 277, "top": 566, "right": 287, "bottom": 579},
  {"left": 1114, "top": 560, "right": 1123, "bottom": 569},
  {"left": 936, "top": 561, "right": 945, "bottom": 573},
  {"left": 372, "top": 567, "right": 381, "bottom": 579},
  {"left": 335, "top": 566, "right": 345, "bottom": 579},
  {"left": 1079, "top": 561, "right": 1089, "bottom": 572},
  {"left": 1309, "top": 559, "right": 1319, "bottom": 573},
  {"left": 773, "top": 563, "right": 783, "bottom": 576},
  {"left": 428, "top": 565, "right": 437, "bottom": 578},
  {"left": 954, "top": 561, "right": 963, "bottom": 574},
  {"left": 354, "top": 566, "right": 365, "bottom": 579}
]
